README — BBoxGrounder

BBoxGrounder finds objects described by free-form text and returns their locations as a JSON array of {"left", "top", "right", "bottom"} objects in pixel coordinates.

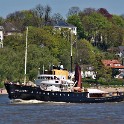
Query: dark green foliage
[
  {"left": 77, "top": 39, "right": 95, "bottom": 65},
  {"left": 0, "top": 27, "right": 72, "bottom": 82},
  {"left": 83, "top": 78, "right": 124, "bottom": 86},
  {"left": 83, "top": 78, "right": 96, "bottom": 83},
  {"left": 99, "top": 78, "right": 124, "bottom": 86},
  {"left": 67, "top": 15, "right": 84, "bottom": 39},
  {"left": 0, "top": 82, "right": 4, "bottom": 88},
  {"left": 112, "top": 69, "right": 120, "bottom": 78}
]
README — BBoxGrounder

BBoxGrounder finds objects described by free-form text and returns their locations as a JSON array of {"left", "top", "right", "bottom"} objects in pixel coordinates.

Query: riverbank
[{"left": 89, "top": 86, "right": 124, "bottom": 92}]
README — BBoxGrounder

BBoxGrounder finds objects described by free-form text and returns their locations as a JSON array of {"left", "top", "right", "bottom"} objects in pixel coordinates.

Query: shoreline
[{"left": 89, "top": 86, "right": 124, "bottom": 92}]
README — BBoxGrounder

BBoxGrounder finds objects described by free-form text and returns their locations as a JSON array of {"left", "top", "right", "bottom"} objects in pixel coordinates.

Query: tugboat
[
  {"left": 4, "top": 63, "right": 124, "bottom": 103},
  {"left": 4, "top": 27, "right": 124, "bottom": 103}
]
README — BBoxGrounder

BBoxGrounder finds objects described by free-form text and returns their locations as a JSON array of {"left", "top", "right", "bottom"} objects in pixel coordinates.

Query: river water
[{"left": 0, "top": 94, "right": 124, "bottom": 124}]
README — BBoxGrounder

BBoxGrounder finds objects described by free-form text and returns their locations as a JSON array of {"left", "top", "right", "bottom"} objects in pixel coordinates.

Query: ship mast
[
  {"left": 24, "top": 27, "right": 28, "bottom": 85},
  {"left": 70, "top": 32, "right": 73, "bottom": 73}
]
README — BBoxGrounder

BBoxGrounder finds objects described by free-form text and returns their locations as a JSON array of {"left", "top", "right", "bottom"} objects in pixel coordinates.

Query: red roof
[{"left": 101, "top": 60, "right": 124, "bottom": 69}]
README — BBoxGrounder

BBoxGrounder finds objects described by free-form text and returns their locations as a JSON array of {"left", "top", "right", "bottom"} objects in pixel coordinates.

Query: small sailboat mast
[{"left": 24, "top": 27, "right": 28, "bottom": 85}]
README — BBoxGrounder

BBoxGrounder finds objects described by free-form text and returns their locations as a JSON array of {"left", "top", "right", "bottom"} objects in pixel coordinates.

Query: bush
[
  {"left": 82, "top": 78, "right": 124, "bottom": 86},
  {"left": 98, "top": 78, "right": 124, "bottom": 86},
  {"left": 82, "top": 82, "right": 91, "bottom": 88},
  {"left": 83, "top": 78, "right": 96, "bottom": 83},
  {"left": 0, "top": 82, "right": 4, "bottom": 88}
]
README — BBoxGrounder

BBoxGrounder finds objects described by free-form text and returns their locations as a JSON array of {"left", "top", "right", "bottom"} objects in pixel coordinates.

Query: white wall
[{"left": 0, "top": 30, "right": 3, "bottom": 48}]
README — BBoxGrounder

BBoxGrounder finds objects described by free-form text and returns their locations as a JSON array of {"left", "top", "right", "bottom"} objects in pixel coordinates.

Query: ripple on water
[{"left": 0, "top": 95, "right": 124, "bottom": 124}]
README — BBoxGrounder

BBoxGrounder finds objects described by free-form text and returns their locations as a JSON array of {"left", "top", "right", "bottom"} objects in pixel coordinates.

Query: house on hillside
[
  {"left": 102, "top": 59, "right": 124, "bottom": 79},
  {"left": 101, "top": 60, "right": 122, "bottom": 68},
  {"left": 116, "top": 46, "right": 124, "bottom": 58},
  {"left": 53, "top": 20, "right": 77, "bottom": 35},
  {"left": 115, "top": 46, "right": 124, "bottom": 65},
  {"left": 3, "top": 22, "right": 21, "bottom": 36},
  {"left": 0, "top": 23, "right": 22, "bottom": 48}
]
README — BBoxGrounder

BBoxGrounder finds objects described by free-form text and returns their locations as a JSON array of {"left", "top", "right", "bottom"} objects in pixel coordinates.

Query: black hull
[{"left": 4, "top": 83, "right": 124, "bottom": 103}]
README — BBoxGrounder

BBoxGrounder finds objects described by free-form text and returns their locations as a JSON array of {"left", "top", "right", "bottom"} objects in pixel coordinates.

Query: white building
[
  {"left": 84, "top": 71, "right": 96, "bottom": 79},
  {"left": 53, "top": 21, "right": 77, "bottom": 35},
  {"left": 0, "top": 26, "right": 4, "bottom": 48}
]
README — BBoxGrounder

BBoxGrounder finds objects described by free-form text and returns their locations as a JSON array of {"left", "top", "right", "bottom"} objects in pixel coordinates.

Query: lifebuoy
[{"left": 40, "top": 84, "right": 47, "bottom": 90}]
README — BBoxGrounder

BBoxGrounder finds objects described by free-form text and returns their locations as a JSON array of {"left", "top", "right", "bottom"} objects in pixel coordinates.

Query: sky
[{"left": 0, "top": 0, "right": 124, "bottom": 18}]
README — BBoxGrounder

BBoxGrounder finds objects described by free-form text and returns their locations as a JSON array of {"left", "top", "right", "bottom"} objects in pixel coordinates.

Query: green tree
[
  {"left": 81, "top": 12, "right": 112, "bottom": 48},
  {"left": 112, "top": 15, "right": 124, "bottom": 28},
  {"left": 101, "top": 25, "right": 124, "bottom": 50},
  {"left": 67, "top": 15, "right": 84, "bottom": 39},
  {"left": 76, "top": 39, "right": 95, "bottom": 65},
  {"left": 6, "top": 10, "right": 36, "bottom": 30},
  {"left": 1, "top": 26, "right": 72, "bottom": 81},
  {"left": 93, "top": 53, "right": 112, "bottom": 84},
  {"left": 0, "top": 17, "right": 4, "bottom": 25}
]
